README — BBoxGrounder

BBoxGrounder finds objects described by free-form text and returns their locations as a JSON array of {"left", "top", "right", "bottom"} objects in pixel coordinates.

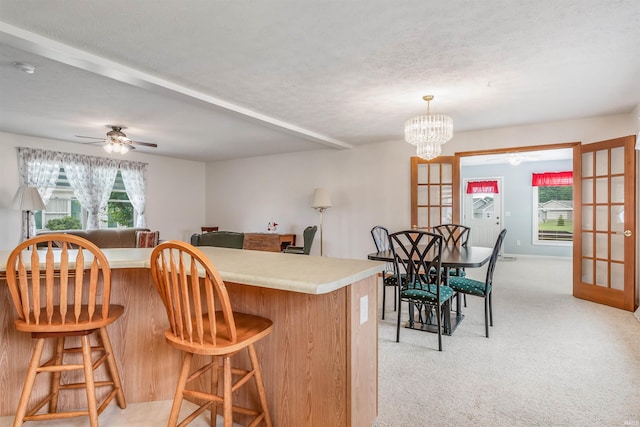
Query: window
[
  {"left": 18, "top": 147, "right": 147, "bottom": 237},
  {"left": 34, "top": 169, "right": 134, "bottom": 231},
  {"left": 532, "top": 172, "right": 573, "bottom": 245}
]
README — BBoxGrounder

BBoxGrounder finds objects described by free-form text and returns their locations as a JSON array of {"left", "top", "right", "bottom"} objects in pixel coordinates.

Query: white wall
[
  {"left": 205, "top": 113, "right": 637, "bottom": 260},
  {"left": 0, "top": 132, "right": 206, "bottom": 250}
]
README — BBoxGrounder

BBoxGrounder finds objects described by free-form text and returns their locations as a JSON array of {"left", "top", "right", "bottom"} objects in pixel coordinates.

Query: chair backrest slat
[
  {"left": 6, "top": 233, "right": 112, "bottom": 328},
  {"left": 150, "top": 241, "right": 238, "bottom": 347},
  {"left": 433, "top": 224, "right": 470, "bottom": 247}
]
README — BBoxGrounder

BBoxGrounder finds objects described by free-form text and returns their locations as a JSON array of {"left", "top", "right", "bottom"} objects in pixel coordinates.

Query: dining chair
[
  {"left": 447, "top": 228, "right": 507, "bottom": 337},
  {"left": 370, "top": 226, "right": 399, "bottom": 319},
  {"left": 388, "top": 230, "right": 453, "bottom": 351},
  {"left": 5, "top": 234, "right": 127, "bottom": 427},
  {"left": 150, "top": 241, "right": 273, "bottom": 427},
  {"left": 433, "top": 223, "right": 471, "bottom": 306},
  {"left": 283, "top": 225, "right": 317, "bottom": 255}
]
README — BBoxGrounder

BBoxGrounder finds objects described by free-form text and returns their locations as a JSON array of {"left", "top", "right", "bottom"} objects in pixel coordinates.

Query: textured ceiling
[{"left": 0, "top": 0, "right": 638, "bottom": 161}]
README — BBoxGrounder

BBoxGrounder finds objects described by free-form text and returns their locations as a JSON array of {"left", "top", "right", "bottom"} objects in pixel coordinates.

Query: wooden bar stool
[
  {"left": 150, "top": 241, "right": 273, "bottom": 427},
  {"left": 5, "top": 234, "right": 126, "bottom": 427}
]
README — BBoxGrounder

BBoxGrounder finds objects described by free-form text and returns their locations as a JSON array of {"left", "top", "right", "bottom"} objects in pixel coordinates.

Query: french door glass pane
[
  {"left": 430, "top": 208, "right": 440, "bottom": 225},
  {"left": 582, "top": 259, "right": 593, "bottom": 284},
  {"left": 582, "top": 207, "right": 593, "bottom": 230},
  {"left": 442, "top": 185, "right": 453, "bottom": 204},
  {"left": 418, "top": 186, "right": 428, "bottom": 204},
  {"left": 582, "top": 152, "right": 594, "bottom": 176},
  {"left": 595, "top": 260, "right": 608, "bottom": 287},
  {"left": 595, "top": 150, "right": 608, "bottom": 176},
  {"left": 442, "top": 206, "right": 453, "bottom": 224},
  {"left": 582, "top": 232, "right": 593, "bottom": 257},
  {"left": 595, "top": 206, "right": 608, "bottom": 231},
  {"left": 610, "top": 147, "right": 624, "bottom": 174},
  {"left": 611, "top": 176, "right": 624, "bottom": 203},
  {"left": 418, "top": 207, "right": 428, "bottom": 226},
  {"left": 611, "top": 206, "right": 624, "bottom": 232},
  {"left": 595, "top": 178, "right": 608, "bottom": 203},
  {"left": 582, "top": 178, "right": 593, "bottom": 203},
  {"left": 441, "top": 164, "right": 452, "bottom": 182},
  {"left": 611, "top": 263, "right": 624, "bottom": 290},
  {"left": 611, "top": 234, "right": 624, "bottom": 262},
  {"left": 595, "top": 233, "right": 608, "bottom": 259},
  {"left": 429, "top": 185, "right": 441, "bottom": 204},
  {"left": 429, "top": 163, "right": 441, "bottom": 183},
  {"left": 418, "top": 164, "right": 428, "bottom": 183}
]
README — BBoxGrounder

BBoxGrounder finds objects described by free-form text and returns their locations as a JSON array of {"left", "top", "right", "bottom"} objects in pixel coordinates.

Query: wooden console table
[{"left": 243, "top": 233, "right": 296, "bottom": 252}]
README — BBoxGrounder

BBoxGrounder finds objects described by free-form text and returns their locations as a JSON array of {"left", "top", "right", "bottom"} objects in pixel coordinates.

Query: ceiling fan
[{"left": 75, "top": 125, "right": 158, "bottom": 154}]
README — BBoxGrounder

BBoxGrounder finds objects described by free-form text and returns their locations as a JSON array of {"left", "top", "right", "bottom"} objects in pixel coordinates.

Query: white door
[{"left": 463, "top": 177, "right": 503, "bottom": 248}]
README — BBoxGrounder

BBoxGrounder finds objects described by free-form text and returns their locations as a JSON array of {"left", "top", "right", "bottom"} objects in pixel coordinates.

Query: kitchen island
[{"left": 0, "top": 246, "right": 383, "bottom": 427}]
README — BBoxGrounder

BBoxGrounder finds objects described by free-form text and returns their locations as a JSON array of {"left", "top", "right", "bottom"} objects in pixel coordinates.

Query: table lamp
[
  {"left": 13, "top": 185, "right": 45, "bottom": 240},
  {"left": 311, "top": 188, "right": 332, "bottom": 256}
]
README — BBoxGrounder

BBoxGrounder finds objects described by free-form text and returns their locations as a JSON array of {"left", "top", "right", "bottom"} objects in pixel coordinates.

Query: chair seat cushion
[
  {"left": 401, "top": 283, "right": 453, "bottom": 304},
  {"left": 383, "top": 273, "right": 406, "bottom": 286},
  {"left": 448, "top": 277, "right": 490, "bottom": 297}
]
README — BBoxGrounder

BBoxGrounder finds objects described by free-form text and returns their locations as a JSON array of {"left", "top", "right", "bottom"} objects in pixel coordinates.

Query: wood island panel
[{"left": 0, "top": 268, "right": 378, "bottom": 426}]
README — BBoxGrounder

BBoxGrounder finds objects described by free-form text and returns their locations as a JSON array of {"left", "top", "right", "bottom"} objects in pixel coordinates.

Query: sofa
[{"left": 37, "top": 228, "right": 153, "bottom": 248}]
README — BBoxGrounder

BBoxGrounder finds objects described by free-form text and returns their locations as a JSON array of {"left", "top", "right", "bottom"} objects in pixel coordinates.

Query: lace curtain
[
  {"left": 120, "top": 161, "right": 148, "bottom": 228},
  {"left": 16, "top": 147, "right": 148, "bottom": 233},
  {"left": 64, "top": 155, "right": 119, "bottom": 229},
  {"left": 17, "top": 148, "right": 62, "bottom": 239}
]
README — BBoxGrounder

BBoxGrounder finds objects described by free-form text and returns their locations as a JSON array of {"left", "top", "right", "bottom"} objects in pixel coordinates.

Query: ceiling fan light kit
[{"left": 404, "top": 95, "right": 453, "bottom": 161}]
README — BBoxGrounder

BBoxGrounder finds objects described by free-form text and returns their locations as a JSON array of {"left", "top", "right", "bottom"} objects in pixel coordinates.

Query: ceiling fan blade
[
  {"left": 130, "top": 140, "right": 158, "bottom": 148},
  {"left": 75, "top": 135, "right": 105, "bottom": 140}
]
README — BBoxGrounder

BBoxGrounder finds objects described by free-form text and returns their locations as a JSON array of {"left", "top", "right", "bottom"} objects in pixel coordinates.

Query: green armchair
[{"left": 283, "top": 226, "right": 317, "bottom": 255}]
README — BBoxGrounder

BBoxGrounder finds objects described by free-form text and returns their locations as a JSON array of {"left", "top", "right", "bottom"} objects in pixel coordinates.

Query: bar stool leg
[
  {"left": 248, "top": 344, "right": 272, "bottom": 427},
  {"left": 169, "top": 352, "right": 193, "bottom": 427},
  {"left": 98, "top": 327, "right": 126, "bottom": 408},
  {"left": 222, "top": 355, "right": 233, "bottom": 427},
  {"left": 81, "top": 334, "right": 99, "bottom": 427},
  {"left": 49, "top": 337, "right": 66, "bottom": 413},
  {"left": 13, "top": 338, "right": 46, "bottom": 427},
  {"left": 209, "top": 356, "right": 219, "bottom": 427}
]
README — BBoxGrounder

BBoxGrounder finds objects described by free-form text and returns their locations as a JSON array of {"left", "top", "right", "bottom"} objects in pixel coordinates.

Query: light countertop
[{"left": 0, "top": 246, "right": 384, "bottom": 295}]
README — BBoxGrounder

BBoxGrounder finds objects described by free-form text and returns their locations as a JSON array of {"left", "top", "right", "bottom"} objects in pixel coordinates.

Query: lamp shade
[
  {"left": 311, "top": 188, "right": 332, "bottom": 209},
  {"left": 13, "top": 186, "right": 45, "bottom": 211}
]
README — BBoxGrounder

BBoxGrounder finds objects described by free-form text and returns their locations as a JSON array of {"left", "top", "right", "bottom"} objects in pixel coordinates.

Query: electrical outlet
[
  {"left": 360, "top": 295, "right": 368, "bottom": 325},
  {"left": 516, "top": 240, "right": 521, "bottom": 246}
]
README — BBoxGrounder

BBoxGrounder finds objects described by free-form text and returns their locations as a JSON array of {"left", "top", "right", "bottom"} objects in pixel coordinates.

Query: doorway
[{"left": 462, "top": 177, "right": 503, "bottom": 248}]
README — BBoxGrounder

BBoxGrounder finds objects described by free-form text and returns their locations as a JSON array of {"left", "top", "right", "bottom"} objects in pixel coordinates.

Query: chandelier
[{"left": 404, "top": 95, "right": 453, "bottom": 160}]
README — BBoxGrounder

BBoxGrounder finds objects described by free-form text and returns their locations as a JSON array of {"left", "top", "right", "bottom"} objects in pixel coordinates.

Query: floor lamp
[
  {"left": 13, "top": 186, "right": 45, "bottom": 240},
  {"left": 312, "top": 188, "right": 332, "bottom": 256}
]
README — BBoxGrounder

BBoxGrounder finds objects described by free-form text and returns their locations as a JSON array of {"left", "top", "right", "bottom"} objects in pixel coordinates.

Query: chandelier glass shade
[{"left": 404, "top": 95, "right": 453, "bottom": 161}]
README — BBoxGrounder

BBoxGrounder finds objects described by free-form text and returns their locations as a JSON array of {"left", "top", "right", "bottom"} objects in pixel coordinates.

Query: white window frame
[{"left": 532, "top": 186, "right": 573, "bottom": 247}]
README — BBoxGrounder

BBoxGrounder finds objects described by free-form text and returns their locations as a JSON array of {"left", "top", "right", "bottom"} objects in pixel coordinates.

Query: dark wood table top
[{"left": 367, "top": 245, "right": 493, "bottom": 269}]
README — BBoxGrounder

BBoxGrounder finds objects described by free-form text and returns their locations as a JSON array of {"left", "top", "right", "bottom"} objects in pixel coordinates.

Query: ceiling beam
[{"left": 0, "top": 21, "right": 353, "bottom": 150}]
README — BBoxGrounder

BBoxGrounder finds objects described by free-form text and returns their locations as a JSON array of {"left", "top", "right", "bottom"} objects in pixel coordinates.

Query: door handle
[{"left": 624, "top": 230, "right": 632, "bottom": 237}]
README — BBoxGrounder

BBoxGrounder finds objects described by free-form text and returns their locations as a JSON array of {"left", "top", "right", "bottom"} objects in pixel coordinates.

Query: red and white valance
[
  {"left": 531, "top": 171, "right": 573, "bottom": 186},
  {"left": 466, "top": 180, "right": 499, "bottom": 194}
]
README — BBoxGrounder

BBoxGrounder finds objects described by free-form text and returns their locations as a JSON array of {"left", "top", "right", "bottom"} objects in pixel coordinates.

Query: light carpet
[{"left": 374, "top": 255, "right": 640, "bottom": 427}]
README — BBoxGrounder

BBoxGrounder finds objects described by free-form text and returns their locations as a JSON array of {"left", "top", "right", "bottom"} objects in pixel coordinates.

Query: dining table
[{"left": 368, "top": 245, "right": 494, "bottom": 335}]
